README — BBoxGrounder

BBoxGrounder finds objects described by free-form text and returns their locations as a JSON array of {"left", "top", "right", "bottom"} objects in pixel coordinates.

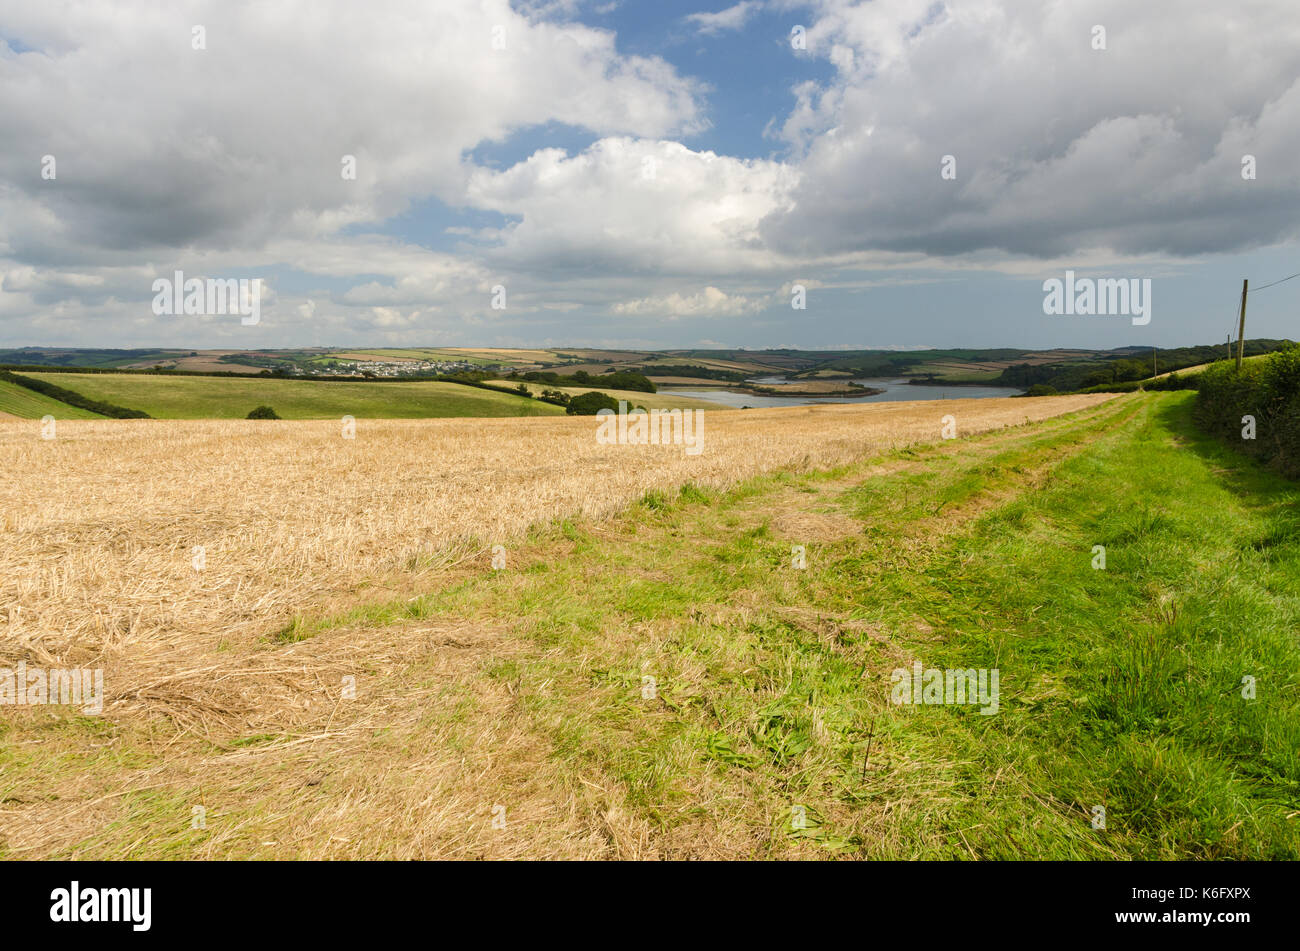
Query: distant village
[{"left": 296, "top": 358, "right": 519, "bottom": 378}]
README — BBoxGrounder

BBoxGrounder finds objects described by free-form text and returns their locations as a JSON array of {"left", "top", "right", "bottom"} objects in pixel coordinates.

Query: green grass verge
[{"left": 25, "top": 373, "right": 566, "bottom": 420}]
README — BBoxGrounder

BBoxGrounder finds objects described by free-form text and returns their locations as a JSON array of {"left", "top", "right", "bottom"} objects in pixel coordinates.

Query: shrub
[
  {"left": 565, "top": 391, "right": 620, "bottom": 415},
  {"left": 1024, "top": 384, "right": 1059, "bottom": 396},
  {"left": 1194, "top": 348, "right": 1300, "bottom": 478},
  {"left": 246, "top": 405, "right": 280, "bottom": 419}
]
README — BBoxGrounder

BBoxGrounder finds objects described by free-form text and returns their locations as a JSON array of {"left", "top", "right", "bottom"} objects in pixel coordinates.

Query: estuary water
[{"left": 659, "top": 378, "right": 1025, "bottom": 409}]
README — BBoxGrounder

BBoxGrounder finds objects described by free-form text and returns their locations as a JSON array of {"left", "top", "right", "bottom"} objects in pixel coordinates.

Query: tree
[
  {"left": 246, "top": 405, "right": 280, "bottom": 419},
  {"left": 1111, "top": 359, "right": 1148, "bottom": 382},
  {"left": 566, "top": 391, "right": 619, "bottom": 415}
]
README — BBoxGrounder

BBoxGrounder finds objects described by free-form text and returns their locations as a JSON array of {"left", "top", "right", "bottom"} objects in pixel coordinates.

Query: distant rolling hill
[{"left": 22, "top": 373, "right": 564, "bottom": 420}]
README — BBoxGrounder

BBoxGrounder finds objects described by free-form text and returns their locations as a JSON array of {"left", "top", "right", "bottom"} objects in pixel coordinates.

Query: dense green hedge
[
  {"left": 0, "top": 370, "right": 151, "bottom": 418},
  {"left": 1194, "top": 349, "right": 1300, "bottom": 478}
]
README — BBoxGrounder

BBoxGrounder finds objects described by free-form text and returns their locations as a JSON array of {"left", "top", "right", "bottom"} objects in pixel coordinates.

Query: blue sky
[{"left": 2, "top": 0, "right": 1298, "bottom": 351}]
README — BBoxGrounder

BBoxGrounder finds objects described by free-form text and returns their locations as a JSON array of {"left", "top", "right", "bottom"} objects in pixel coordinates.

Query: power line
[{"left": 1249, "top": 271, "right": 1300, "bottom": 292}]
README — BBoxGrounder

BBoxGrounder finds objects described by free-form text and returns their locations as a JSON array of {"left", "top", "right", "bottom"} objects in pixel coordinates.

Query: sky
[{"left": 1, "top": 0, "right": 1298, "bottom": 352}]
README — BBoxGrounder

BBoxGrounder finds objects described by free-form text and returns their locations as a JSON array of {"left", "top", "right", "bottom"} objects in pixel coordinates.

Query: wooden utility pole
[{"left": 1236, "top": 279, "right": 1249, "bottom": 371}]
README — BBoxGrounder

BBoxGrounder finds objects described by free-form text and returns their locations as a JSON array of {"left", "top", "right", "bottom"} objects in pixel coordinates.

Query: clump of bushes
[
  {"left": 246, "top": 405, "right": 280, "bottom": 419},
  {"left": 1023, "top": 384, "right": 1059, "bottom": 396},
  {"left": 566, "top": 391, "right": 620, "bottom": 415},
  {"left": 1194, "top": 347, "right": 1300, "bottom": 478}
]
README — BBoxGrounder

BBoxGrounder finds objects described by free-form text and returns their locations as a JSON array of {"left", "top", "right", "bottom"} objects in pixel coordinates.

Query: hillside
[
  {"left": 24, "top": 372, "right": 563, "bottom": 419},
  {"left": 0, "top": 378, "right": 104, "bottom": 419}
]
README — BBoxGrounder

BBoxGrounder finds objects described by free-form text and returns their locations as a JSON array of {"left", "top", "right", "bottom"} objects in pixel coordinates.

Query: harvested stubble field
[{"left": 0, "top": 394, "right": 1113, "bottom": 857}]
